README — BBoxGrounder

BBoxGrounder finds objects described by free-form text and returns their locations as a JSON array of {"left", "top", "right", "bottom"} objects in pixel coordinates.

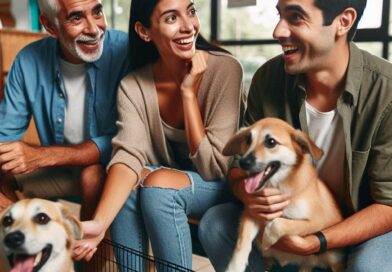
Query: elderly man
[{"left": 0, "top": 0, "right": 130, "bottom": 220}]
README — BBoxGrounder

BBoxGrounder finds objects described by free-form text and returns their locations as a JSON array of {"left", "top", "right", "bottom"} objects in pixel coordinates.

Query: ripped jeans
[{"left": 110, "top": 166, "right": 232, "bottom": 271}]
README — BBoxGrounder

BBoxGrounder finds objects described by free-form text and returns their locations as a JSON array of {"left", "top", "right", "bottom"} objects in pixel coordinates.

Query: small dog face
[
  {"left": 223, "top": 118, "right": 323, "bottom": 193},
  {"left": 0, "top": 198, "right": 82, "bottom": 272}
]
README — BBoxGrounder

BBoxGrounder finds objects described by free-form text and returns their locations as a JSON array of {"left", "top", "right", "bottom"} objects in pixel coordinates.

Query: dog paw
[{"left": 262, "top": 220, "right": 282, "bottom": 250}]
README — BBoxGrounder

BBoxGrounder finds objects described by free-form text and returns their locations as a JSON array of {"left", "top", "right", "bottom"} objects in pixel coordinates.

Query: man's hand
[
  {"left": 0, "top": 142, "right": 44, "bottom": 175},
  {"left": 242, "top": 187, "right": 290, "bottom": 222},
  {"left": 272, "top": 234, "right": 320, "bottom": 256},
  {"left": 73, "top": 220, "right": 105, "bottom": 261}
]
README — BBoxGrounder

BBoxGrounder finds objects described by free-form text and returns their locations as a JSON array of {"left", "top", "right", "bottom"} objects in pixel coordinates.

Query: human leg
[
  {"left": 79, "top": 164, "right": 105, "bottom": 220},
  {"left": 346, "top": 230, "right": 392, "bottom": 272},
  {"left": 140, "top": 168, "right": 231, "bottom": 270},
  {"left": 15, "top": 167, "right": 81, "bottom": 199},
  {"left": 198, "top": 202, "right": 264, "bottom": 272},
  {"left": 0, "top": 172, "right": 18, "bottom": 211},
  {"left": 110, "top": 189, "right": 149, "bottom": 272}
]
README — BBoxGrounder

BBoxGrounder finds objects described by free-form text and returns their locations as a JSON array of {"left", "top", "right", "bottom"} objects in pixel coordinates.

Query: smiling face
[
  {"left": 144, "top": 0, "right": 200, "bottom": 62},
  {"left": 0, "top": 199, "right": 81, "bottom": 272},
  {"left": 273, "top": 0, "right": 339, "bottom": 74},
  {"left": 47, "top": 0, "right": 107, "bottom": 64}
]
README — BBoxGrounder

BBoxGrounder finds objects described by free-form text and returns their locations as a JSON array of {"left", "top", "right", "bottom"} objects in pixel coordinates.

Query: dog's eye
[
  {"left": 264, "top": 137, "right": 277, "bottom": 148},
  {"left": 246, "top": 133, "right": 252, "bottom": 146},
  {"left": 34, "top": 213, "right": 51, "bottom": 225},
  {"left": 2, "top": 216, "right": 13, "bottom": 227}
]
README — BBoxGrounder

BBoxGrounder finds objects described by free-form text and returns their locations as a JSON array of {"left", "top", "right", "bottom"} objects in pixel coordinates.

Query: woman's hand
[
  {"left": 180, "top": 50, "right": 208, "bottom": 96},
  {"left": 72, "top": 220, "right": 106, "bottom": 261}
]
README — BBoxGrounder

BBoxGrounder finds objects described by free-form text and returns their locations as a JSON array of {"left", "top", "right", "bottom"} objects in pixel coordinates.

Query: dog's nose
[
  {"left": 4, "top": 231, "right": 25, "bottom": 249},
  {"left": 239, "top": 154, "right": 256, "bottom": 170}
]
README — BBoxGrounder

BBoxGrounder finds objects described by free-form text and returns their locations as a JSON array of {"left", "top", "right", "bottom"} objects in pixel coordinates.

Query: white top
[
  {"left": 59, "top": 59, "right": 87, "bottom": 144},
  {"left": 305, "top": 101, "right": 345, "bottom": 206}
]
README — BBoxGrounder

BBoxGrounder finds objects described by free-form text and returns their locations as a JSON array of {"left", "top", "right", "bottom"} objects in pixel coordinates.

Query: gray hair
[{"left": 37, "top": 0, "right": 60, "bottom": 25}]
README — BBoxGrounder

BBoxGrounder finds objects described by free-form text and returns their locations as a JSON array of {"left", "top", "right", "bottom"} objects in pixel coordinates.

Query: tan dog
[
  {"left": 0, "top": 198, "right": 82, "bottom": 272},
  {"left": 224, "top": 118, "right": 344, "bottom": 272}
]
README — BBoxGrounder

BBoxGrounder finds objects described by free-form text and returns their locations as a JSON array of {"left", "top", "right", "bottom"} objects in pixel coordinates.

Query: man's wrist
[{"left": 314, "top": 231, "right": 328, "bottom": 255}]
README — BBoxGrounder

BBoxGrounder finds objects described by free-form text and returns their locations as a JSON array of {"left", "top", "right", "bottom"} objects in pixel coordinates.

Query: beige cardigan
[{"left": 109, "top": 51, "right": 244, "bottom": 181}]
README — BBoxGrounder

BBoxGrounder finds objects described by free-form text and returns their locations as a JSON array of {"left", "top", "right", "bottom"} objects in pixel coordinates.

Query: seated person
[
  {"left": 72, "top": 0, "right": 244, "bottom": 270},
  {"left": 0, "top": 0, "right": 130, "bottom": 220},
  {"left": 199, "top": 0, "right": 392, "bottom": 271}
]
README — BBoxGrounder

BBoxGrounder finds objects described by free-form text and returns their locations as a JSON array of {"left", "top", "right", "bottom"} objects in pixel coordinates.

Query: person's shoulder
[
  {"left": 17, "top": 36, "right": 55, "bottom": 58},
  {"left": 120, "top": 65, "right": 151, "bottom": 86},
  {"left": 360, "top": 49, "right": 392, "bottom": 79},
  {"left": 207, "top": 50, "right": 242, "bottom": 67},
  {"left": 207, "top": 50, "right": 244, "bottom": 79},
  {"left": 104, "top": 29, "right": 128, "bottom": 45},
  {"left": 252, "top": 54, "right": 285, "bottom": 79}
]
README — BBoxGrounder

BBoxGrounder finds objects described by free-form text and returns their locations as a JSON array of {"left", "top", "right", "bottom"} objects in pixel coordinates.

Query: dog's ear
[
  {"left": 58, "top": 204, "right": 83, "bottom": 240},
  {"left": 293, "top": 130, "right": 324, "bottom": 161},
  {"left": 223, "top": 127, "right": 251, "bottom": 156}
]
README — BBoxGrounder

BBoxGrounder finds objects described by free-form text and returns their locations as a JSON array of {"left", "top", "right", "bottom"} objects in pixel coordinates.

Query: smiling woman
[{"left": 73, "top": 0, "right": 245, "bottom": 270}]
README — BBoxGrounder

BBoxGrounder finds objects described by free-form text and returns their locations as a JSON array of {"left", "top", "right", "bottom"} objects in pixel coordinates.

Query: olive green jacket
[{"left": 243, "top": 43, "right": 392, "bottom": 214}]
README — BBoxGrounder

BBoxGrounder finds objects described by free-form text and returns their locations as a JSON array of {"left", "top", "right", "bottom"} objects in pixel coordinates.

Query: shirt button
[
  {"left": 57, "top": 118, "right": 62, "bottom": 123},
  {"left": 59, "top": 93, "right": 64, "bottom": 98}
]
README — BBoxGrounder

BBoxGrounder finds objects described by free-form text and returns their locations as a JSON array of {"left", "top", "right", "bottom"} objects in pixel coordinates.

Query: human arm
[
  {"left": 73, "top": 76, "right": 149, "bottom": 260},
  {"left": 180, "top": 50, "right": 208, "bottom": 155},
  {"left": 73, "top": 163, "right": 137, "bottom": 261},
  {"left": 273, "top": 203, "right": 392, "bottom": 255},
  {"left": 185, "top": 52, "right": 244, "bottom": 180},
  {"left": 0, "top": 140, "right": 100, "bottom": 175}
]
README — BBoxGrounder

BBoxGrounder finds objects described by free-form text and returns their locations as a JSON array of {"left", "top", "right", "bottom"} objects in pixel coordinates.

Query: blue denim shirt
[{"left": 0, "top": 29, "right": 130, "bottom": 165}]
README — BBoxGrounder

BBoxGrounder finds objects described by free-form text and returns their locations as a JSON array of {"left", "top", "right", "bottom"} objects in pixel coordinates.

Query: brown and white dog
[
  {"left": 0, "top": 198, "right": 82, "bottom": 272},
  {"left": 224, "top": 118, "right": 344, "bottom": 272}
]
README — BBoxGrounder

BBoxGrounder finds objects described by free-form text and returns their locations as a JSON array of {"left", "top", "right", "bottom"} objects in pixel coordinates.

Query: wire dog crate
[{"left": 89, "top": 239, "right": 194, "bottom": 272}]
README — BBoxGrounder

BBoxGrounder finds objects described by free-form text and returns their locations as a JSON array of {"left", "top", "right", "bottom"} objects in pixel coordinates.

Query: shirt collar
[{"left": 343, "top": 42, "right": 363, "bottom": 107}]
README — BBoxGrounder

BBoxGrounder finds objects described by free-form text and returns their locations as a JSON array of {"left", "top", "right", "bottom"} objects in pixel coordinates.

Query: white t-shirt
[
  {"left": 305, "top": 101, "right": 345, "bottom": 207},
  {"left": 59, "top": 59, "right": 87, "bottom": 145}
]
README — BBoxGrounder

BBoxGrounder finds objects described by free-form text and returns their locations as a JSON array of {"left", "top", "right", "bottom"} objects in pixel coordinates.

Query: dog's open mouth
[
  {"left": 10, "top": 244, "right": 52, "bottom": 272},
  {"left": 244, "top": 161, "right": 281, "bottom": 193}
]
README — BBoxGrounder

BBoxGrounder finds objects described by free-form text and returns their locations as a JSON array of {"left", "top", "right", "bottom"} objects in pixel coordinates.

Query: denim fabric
[
  {"left": 198, "top": 202, "right": 264, "bottom": 272},
  {"left": 346, "top": 230, "right": 392, "bottom": 272},
  {"left": 0, "top": 30, "right": 130, "bottom": 165},
  {"left": 199, "top": 202, "right": 392, "bottom": 272},
  {"left": 110, "top": 167, "right": 232, "bottom": 271}
]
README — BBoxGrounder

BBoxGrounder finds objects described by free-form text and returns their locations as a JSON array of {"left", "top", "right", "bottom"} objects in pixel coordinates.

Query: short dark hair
[
  {"left": 314, "top": 0, "right": 367, "bottom": 41},
  {"left": 128, "top": 0, "right": 229, "bottom": 71}
]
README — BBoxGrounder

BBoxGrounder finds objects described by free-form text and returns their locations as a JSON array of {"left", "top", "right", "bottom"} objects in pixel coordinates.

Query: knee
[
  {"left": 80, "top": 164, "right": 105, "bottom": 194},
  {"left": 345, "top": 235, "right": 392, "bottom": 272},
  {"left": 346, "top": 258, "right": 374, "bottom": 272},
  {"left": 143, "top": 169, "right": 190, "bottom": 189},
  {"left": 198, "top": 203, "right": 238, "bottom": 247}
]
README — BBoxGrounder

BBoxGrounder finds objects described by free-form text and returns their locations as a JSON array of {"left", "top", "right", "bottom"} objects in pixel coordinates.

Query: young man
[
  {"left": 199, "top": 0, "right": 392, "bottom": 271},
  {"left": 0, "top": 0, "right": 130, "bottom": 220}
]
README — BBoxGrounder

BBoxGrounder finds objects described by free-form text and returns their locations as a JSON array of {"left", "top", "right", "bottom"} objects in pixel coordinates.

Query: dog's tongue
[
  {"left": 244, "top": 171, "right": 265, "bottom": 193},
  {"left": 11, "top": 256, "right": 35, "bottom": 272}
]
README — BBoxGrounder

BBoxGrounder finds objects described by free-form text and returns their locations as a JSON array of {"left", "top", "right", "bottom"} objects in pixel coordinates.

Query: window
[{"left": 105, "top": 0, "right": 392, "bottom": 87}]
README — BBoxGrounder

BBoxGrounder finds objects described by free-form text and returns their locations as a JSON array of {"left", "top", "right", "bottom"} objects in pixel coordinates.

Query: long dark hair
[{"left": 128, "top": 0, "right": 229, "bottom": 71}]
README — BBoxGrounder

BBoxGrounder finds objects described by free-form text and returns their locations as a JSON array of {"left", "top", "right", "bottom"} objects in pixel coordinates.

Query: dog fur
[
  {"left": 224, "top": 118, "right": 344, "bottom": 272},
  {"left": 0, "top": 198, "right": 82, "bottom": 272}
]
